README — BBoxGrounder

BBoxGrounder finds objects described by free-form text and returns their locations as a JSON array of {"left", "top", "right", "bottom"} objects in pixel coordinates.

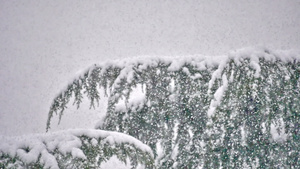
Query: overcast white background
[{"left": 0, "top": 0, "right": 299, "bottom": 136}]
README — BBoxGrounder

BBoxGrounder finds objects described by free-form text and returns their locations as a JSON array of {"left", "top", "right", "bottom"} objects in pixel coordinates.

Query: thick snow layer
[
  {"left": 0, "top": 129, "right": 153, "bottom": 168},
  {"left": 100, "top": 156, "right": 131, "bottom": 169},
  {"left": 115, "top": 84, "right": 146, "bottom": 112},
  {"left": 71, "top": 47, "right": 300, "bottom": 93}
]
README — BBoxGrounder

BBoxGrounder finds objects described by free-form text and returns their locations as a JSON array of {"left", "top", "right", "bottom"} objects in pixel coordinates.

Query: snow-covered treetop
[{"left": 46, "top": 47, "right": 300, "bottom": 131}]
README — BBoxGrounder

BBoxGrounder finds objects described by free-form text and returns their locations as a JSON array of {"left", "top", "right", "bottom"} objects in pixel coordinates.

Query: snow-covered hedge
[
  {"left": 0, "top": 129, "right": 154, "bottom": 168},
  {"left": 41, "top": 47, "right": 300, "bottom": 168}
]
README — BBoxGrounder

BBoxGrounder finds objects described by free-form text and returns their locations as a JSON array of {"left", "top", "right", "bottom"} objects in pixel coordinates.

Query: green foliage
[{"left": 46, "top": 52, "right": 300, "bottom": 168}]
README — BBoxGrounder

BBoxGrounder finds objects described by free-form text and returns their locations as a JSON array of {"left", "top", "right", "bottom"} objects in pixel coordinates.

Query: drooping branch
[{"left": 0, "top": 129, "right": 154, "bottom": 168}]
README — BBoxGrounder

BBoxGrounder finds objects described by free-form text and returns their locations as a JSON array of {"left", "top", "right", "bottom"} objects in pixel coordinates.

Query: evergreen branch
[{"left": 0, "top": 129, "right": 155, "bottom": 169}]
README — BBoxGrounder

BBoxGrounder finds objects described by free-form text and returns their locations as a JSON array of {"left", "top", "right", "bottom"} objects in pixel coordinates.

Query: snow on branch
[{"left": 0, "top": 129, "right": 154, "bottom": 169}]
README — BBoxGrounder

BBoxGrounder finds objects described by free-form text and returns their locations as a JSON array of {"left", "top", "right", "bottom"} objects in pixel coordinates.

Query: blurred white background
[{"left": 0, "top": 0, "right": 299, "bottom": 136}]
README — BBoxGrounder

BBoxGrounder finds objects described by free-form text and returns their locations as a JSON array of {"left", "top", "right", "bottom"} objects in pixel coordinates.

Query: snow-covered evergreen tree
[{"left": 1, "top": 47, "right": 299, "bottom": 168}]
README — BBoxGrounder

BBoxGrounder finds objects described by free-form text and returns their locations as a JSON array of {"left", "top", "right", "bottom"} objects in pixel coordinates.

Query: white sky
[{"left": 0, "top": 0, "right": 299, "bottom": 136}]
